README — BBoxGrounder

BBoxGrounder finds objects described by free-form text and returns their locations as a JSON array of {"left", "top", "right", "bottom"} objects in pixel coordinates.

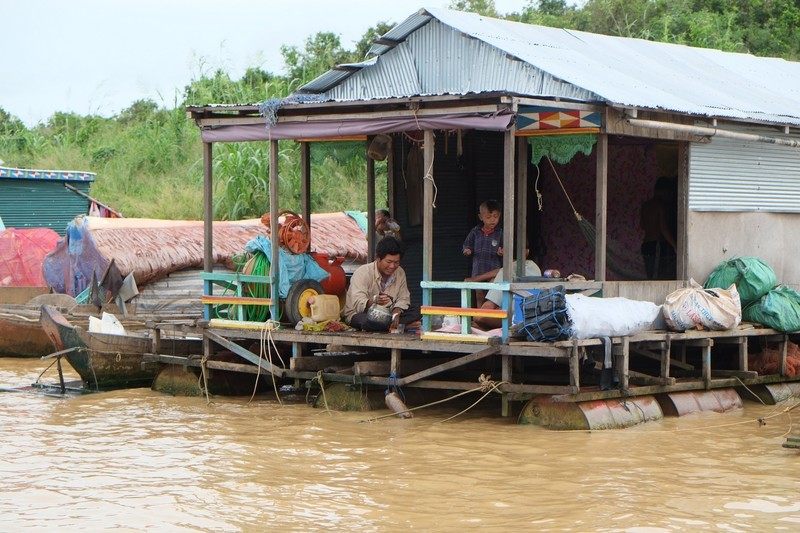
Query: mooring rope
[
  {"left": 307, "top": 370, "right": 331, "bottom": 413},
  {"left": 362, "top": 374, "right": 507, "bottom": 423},
  {"left": 198, "top": 355, "right": 212, "bottom": 405}
]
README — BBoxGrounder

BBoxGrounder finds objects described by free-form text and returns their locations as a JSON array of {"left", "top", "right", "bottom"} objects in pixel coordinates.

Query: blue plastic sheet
[{"left": 244, "top": 235, "right": 329, "bottom": 298}]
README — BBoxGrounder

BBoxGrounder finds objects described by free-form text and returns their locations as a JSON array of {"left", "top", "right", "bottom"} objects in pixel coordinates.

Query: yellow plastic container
[{"left": 310, "top": 294, "right": 341, "bottom": 322}]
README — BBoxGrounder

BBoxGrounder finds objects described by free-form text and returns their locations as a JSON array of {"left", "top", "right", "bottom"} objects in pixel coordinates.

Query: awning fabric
[{"left": 201, "top": 112, "right": 515, "bottom": 143}]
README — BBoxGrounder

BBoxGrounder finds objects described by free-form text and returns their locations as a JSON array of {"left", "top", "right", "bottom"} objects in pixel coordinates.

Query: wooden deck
[{"left": 142, "top": 318, "right": 800, "bottom": 416}]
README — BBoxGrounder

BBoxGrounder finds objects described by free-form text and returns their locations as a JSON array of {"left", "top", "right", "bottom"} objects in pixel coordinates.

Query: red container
[{"left": 310, "top": 252, "right": 346, "bottom": 295}]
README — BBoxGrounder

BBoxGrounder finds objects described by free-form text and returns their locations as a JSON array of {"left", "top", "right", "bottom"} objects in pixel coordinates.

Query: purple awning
[{"left": 201, "top": 112, "right": 515, "bottom": 143}]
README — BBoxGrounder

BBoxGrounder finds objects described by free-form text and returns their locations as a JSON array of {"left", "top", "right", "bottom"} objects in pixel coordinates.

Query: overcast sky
[{"left": 2, "top": 0, "right": 531, "bottom": 127}]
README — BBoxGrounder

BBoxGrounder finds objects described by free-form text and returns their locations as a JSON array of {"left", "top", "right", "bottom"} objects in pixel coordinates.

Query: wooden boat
[
  {"left": 39, "top": 304, "right": 201, "bottom": 390},
  {"left": 0, "top": 304, "right": 56, "bottom": 357},
  {"left": 0, "top": 289, "right": 88, "bottom": 358}
]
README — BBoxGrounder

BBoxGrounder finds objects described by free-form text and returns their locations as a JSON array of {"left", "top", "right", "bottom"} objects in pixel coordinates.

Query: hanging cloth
[{"left": 528, "top": 133, "right": 597, "bottom": 165}]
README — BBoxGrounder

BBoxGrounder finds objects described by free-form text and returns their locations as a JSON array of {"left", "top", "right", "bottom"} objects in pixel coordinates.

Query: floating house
[{"left": 175, "top": 7, "right": 800, "bottom": 425}]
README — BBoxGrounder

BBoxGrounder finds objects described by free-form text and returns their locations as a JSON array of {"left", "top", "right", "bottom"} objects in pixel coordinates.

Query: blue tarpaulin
[{"left": 244, "top": 235, "right": 329, "bottom": 298}]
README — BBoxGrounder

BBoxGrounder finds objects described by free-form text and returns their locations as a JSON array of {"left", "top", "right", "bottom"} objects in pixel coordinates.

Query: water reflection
[{"left": 1, "top": 358, "right": 799, "bottom": 531}]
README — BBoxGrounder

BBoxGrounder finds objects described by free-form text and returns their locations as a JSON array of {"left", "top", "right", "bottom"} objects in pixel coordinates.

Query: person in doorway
[
  {"left": 343, "top": 236, "right": 421, "bottom": 331},
  {"left": 640, "top": 176, "right": 677, "bottom": 279},
  {"left": 374, "top": 209, "right": 401, "bottom": 242},
  {"left": 462, "top": 199, "right": 503, "bottom": 307}
]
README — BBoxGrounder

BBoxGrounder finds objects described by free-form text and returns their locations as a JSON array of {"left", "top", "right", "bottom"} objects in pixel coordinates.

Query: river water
[{"left": 1, "top": 357, "right": 799, "bottom": 532}]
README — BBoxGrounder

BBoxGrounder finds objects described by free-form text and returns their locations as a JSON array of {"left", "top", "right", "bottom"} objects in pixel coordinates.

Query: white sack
[
  {"left": 662, "top": 279, "right": 741, "bottom": 332},
  {"left": 566, "top": 294, "right": 663, "bottom": 339},
  {"left": 88, "top": 312, "right": 127, "bottom": 335}
]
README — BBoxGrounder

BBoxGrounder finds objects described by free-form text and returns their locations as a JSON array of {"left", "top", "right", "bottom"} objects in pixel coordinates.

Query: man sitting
[{"left": 343, "top": 236, "right": 421, "bottom": 331}]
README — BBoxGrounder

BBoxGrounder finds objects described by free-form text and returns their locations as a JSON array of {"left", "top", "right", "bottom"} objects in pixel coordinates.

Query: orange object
[
  {"left": 310, "top": 252, "right": 346, "bottom": 295},
  {"left": 261, "top": 210, "right": 311, "bottom": 254}
]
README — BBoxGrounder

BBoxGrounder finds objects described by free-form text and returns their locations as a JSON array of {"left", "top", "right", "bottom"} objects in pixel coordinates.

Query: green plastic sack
[
  {"left": 742, "top": 285, "right": 800, "bottom": 333},
  {"left": 704, "top": 257, "right": 777, "bottom": 306}
]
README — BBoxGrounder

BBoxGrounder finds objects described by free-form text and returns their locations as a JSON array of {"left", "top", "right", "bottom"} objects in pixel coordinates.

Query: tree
[
  {"left": 281, "top": 32, "right": 352, "bottom": 84},
  {"left": 449, "top": 0, "right": 500, "bottom": 17}
]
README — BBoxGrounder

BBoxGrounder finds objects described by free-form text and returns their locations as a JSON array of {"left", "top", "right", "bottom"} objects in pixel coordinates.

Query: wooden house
[{"left": 178, "top": 8, "right": 800, "bottom": 424}]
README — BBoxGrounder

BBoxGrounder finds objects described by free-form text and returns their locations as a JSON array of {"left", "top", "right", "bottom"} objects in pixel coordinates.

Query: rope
[
  {"left": 546, "top": 156, "right": 580, "bottom": 217},
  {"left": 198, "top": 355, "right": 212, "bottom": 405},
  {"left": 249, "top": 319, "right": 283, "bottom": 404},
  {"left": 545, "top": 156, "right": 642, "bottom": 280},
  {"left": 423, "top": 145, "right": 438, "bottom": 208},
  {"left": 307, "top": 370, "right": 331, "bottom": 413},
  {"left": 363, "top": 374, "right": 507, "bottom": 423}
]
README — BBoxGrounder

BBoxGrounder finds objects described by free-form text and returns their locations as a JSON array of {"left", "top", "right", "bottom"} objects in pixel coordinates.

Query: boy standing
[{"left": 462, "top": 199, "right": 503, "bottom": 307}]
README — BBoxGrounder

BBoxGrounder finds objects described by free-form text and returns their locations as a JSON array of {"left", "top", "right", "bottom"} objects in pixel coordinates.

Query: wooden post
[
  {"left": 738, "top": 337, "right": 748, "bottom": 371},
  {"left": 502, "top": 125, "right": 515, "bottom": 286},
  {"left": 301, "top": 142, "right": 311, "bottom": 242},
  {"left": 390, "top": 347, "right": 401, "bottom": 378},
  {"left": 515, "top": 136, "right": 528, "bottom": 279},
  {"left": 569, "top": 340, "right": 580, "bottom": 394},
  {"left": 594, "top": 133, "right": 608, "bottom": 281},
  {"left": 422, "top": 130, "right": 435, "bottom": 333},
  {"left": 202, "top": 141, "right": 213, "bottom": 321},
  {"left": 501, "top": 354, "right": 511, "bottom": 417},
  {"left": 676, "top": 142, "right": 689, "bottom": 280},
  {"left": 661, "top": 335, "right": 671, "bottom": 384},
  {"left": 367, "top": 138, "right": 376, "bottom": 261},
  {"left": 780, "top": 335, "right": 788, "bottom": 377},
  {"left": 387, "top": 137, "right": 395, "bottom": 216},
  {"left": 269, "top": 139, "right": 280, "bottom": 321},
  {"left": 702, "top": 340, "right": 712, "bottom": 389},
  {"left": 618, "top": 337, "right": 630, "bottom": 390}
]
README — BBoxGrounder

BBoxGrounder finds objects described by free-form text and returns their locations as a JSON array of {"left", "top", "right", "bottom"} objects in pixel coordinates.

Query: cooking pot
[{"left": 364, "top": 303, "right": 393, "bottom": 331}]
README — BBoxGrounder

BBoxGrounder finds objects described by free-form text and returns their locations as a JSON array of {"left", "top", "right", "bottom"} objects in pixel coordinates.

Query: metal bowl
[{"left": 366, "top": 303, "right": 393, "bottom": 327}]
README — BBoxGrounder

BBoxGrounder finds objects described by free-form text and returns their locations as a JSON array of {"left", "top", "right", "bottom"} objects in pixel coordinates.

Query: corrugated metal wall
[
  {"left": 0, "top": 180, "right": 91, "bottom": 235},
  {"left": 392, "top": 130, "right": 505, "bottom": 307},
  {"left": 689, "top": 127, "right": 800, "bottom": 212}
]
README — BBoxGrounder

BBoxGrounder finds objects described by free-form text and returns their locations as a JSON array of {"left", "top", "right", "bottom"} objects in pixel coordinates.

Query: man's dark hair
[
  {"left": 376, "top": 208, "right": 391, "bottom": 218},
  {"left": 376, "top": 236, "right": 403, "bottom": 259},
  {"left": 481, "top": 199, "right": 501, "bottom": 213}
]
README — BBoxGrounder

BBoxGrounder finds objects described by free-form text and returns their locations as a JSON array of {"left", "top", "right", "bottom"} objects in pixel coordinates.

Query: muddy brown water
[{"left": 1, "top": 357, "right": 799, "bottom": 531}]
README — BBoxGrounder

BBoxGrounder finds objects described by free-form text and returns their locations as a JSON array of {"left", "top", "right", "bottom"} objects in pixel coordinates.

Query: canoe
[
  {"left": 0, "top": 305, "right": 55, "bottom": 357},
  {"left": 39, "top": 304, "right": 201, "bottom": 390}
]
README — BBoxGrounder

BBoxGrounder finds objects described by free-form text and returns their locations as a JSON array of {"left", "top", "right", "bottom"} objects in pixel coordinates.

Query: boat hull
[
  {"left": 40, "top": 305, "right": 199, "bottom": 390},
  {"left": 0, "top": 306, "right": 55, "bottom": 357}
]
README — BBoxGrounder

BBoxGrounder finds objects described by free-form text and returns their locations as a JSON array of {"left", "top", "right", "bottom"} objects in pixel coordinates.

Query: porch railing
[
  {"left": 419, "top": 280, "right": 513, "bottom": 341},
  {"left": 201, "top": 271, "right": 277, "bottom": 322}
]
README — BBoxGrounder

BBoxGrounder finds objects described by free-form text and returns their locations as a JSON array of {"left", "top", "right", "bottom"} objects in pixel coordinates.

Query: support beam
[
  {"left": 300, "top": 142, "right": 311, "bottom": 234},
  {"left": 397, "top": 346, "right": 499, "bottom": 386},
  {"left": 502, "top": 124, "right": 516, "bottom": 284},
  {"left": 515, "top": 136, "right": 528, "bottom": 279},
  {"left": 422, "top": 130, "right": 435, "bottom": 333},
  {"left": 676, "top": 142, "right": 689, "bottom": 279},
  {"left": 269, "top": 140, "right": 280, "bottom": 320},
  {"left": 205, "top": 330, "right": 285, "bottom": 377},
  {"left": 367, "top": 138, "right": 376, "bottom": 261},
  {"left": 202, "top": 141, "right": 213, "bottom": 321},
  {"left": 625, "top": 118, "right": 800, "bottom": 148},
  {"left": 595, "top": 133, "right": 608, "bottom": 280}
]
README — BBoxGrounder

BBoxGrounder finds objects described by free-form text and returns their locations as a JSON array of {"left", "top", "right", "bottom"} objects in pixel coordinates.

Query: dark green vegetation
[{"left": 1, "top": 1, "right": 797, "bottom": 220}]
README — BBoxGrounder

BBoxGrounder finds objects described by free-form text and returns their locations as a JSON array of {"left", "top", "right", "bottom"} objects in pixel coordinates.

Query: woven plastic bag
[
  {"left": 704, "top": 257, "right": 776, "bottom": 306},
  {"left": 663, "top": 279, "right": 741, "bottom": 332},
  {"left": 743, "top": 285, "right": 800, "bottom": 333},
  {"left": 520, "top": 285, "right": 570, "bottom": 342}
]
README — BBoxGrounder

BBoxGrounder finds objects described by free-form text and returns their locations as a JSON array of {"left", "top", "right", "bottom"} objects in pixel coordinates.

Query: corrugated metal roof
[{"left": 301, "top": 6, "right": 800, "bottom": 126}]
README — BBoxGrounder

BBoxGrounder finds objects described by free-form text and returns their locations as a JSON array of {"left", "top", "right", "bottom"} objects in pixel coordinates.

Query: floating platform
[{"left": 136, "top": 318, "right": 800, "bottom": 428}]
